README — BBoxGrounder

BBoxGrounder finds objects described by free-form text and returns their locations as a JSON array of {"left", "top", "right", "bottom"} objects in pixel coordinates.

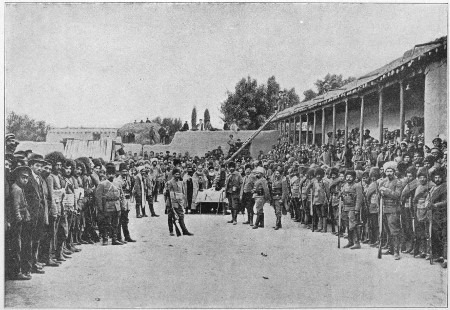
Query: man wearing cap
[
  {"left": 328, "top": 167, "right": 342, "bottom": 234},
  {"left": 252, "top": 167, "right": 270, "bottom": 229},
  {"left": 400, "top": 166, "right": 419, "bottom": 254},
  {"left": 5, "top": 133, "right": 19, "bottom": 156},
  {"left": 426, "top": 167, "right": 447, "bottom": 267},
  {"left": 340, "top": 170, "right": 364, "bottom": 249},
  {"left": 95, "top": 163, "right": 124, "bottom": 245},
  {"left": 413, "top": 167, "right": 434, "bottom": 258},
  {"left": 225, "top": 162, "right": 243, "bottom": 225},
  {"left": 9, "top": 166, "right": 33, "bottom": 280},
  {"left": 366, "top": 167, "right": 381, "bottom": 246},
  {"left": 115, "top": 163, "right": 136, "bottom": 243},
  {"left": 132, "top": 166, "right": 146, "bottom": 218},
  {"left": 289, "top": 168, "right": 301, "bottom": 223},
  {"left": 167, "top": 168, "right": 193, "bottom": 236},
  {"left": 306, "top": 167, "right": 331, "bottom": 232},
  {"left": 270, "top": 167, "right": 288, "bottom": 230},
  {"left": 379, "top": 161, "right": 403, "bottom": 260},
  {"left": 240, "top": 164, "right": 256, "bottom": 225},
  {"left": 24, "top": 153, "right": 50, "bottom": 274},
  {"left": 150, "top": 159, "right": 162, "bottom": 202},
  {"left": 190, "top": 164, "right": 208, "bottom": 213}
]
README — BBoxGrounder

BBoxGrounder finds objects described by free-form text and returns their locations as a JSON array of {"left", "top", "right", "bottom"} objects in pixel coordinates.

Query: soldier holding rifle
[{"left": 340, "top": 170, "right": 363, "bottom": 250}]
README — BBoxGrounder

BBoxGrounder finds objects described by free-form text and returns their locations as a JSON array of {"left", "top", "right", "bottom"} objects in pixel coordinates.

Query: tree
[
  {"left": 6, "top": 111, "right": 50, "bottom": 142},
  {"left": 302, "top": 89, "right": 317, "bottom": 102},
  {"left": 151, "top": 116, "right": 162, "bottom": 125},
  {"left": 204, "top": 109, "right": 211, "bottom": 124},
  {"left": 314, "top": 73, "right": 356, "bottom": 95},
  {"left": 191, "top": 107, "right": 197, "bottom": 130},
  {"left": 160, "top": 117, "right": 182, "bottom": 143}
]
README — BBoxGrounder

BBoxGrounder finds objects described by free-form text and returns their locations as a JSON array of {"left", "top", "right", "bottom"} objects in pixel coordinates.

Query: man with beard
[
  {"left": 190, "top": 164, "right": 208, "bottom": 213},
  {"left": 252, "top": 167, "right": 270, "bottom": 229},
  {"left": 39, "top": 161, "right": 60, "bottom": 267},
  {"left": 150, "top": 159, "right": 162, "bottom": 202},
  {"left": 306, "top": 167, "right": 331, "bottom": 232},
  {"left": 167, "top": 168, "right": 193, "bottom": 236},
  {"left": 76, "top": 157, "right": 98, "bottom": 244},
  {"left": 91, "top": 158, "right": 102, "bottom": 187},
  {"left": 24, "top": 153, "right": 50, "bottom": 274},
  {"left": 61, "top": 159, "right": 81, "bottom": 254},
  {"left": 271, "top": 167, "right": 288, "bottom": 230},
  {"left": 240, "top": 164, "right": 256, "bottom": 225},
  {"left": 399, "top": 166, "right": 419, "bottom": 254},
  {"left": 9, "top": 166, "right": 34, "bottom": 280},
  {"left": 44, "top": 152, "right": 70, "bottom": 261},
  {"left": 115, "top": 163, "right": 136, "bottom": 243},
  {"left": 225, "top": 162, "right": 243, "bottom": 225},
  {"left": 5, "top": 133, "right": 19, "bottom": 156},
  {"left": 365, "top": 167, "right": 381, "bottom": 246},
  {"left": 426, "top": 167, "right": 447, "bottom": 267},
  {"left": 379, "top": 161, "right": 403, "bottom": 260},
  {"left": 132, "top": 166, "right": 146, "bottom": 218},
  {"left": 95, "top": 163, "right": 124, "bottom": 245},
  {"left": 413, "top": 167, "right": 433, "bottom": 259},
  {"left": 340, "top": 170, "right": 364, "bottom": 250},
  {"left": 183, "top": 166, "right": 195, "bottom": 213}
]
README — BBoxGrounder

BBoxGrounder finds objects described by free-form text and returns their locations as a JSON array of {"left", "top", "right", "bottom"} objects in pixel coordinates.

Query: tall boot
[
  {"left": 232, "top": 210, "right": 237, "bottom": 225},
  {"left": 259, "top": 213, "right": 265, "bottom": 228},
  {"left": 323, "top": 218, "right": 328, "bottom": 233},
  {"left": 351, "top": 227, "right": 361, "bottom": 249},
  {"left": 394, "top": 235, "right": 401, "bottom": 260},
  {"left": 343, "top": 229, "right": 354, "bottom": 248},
  {"left": 382, "top": 236, "right": 394, "bottom": 255},
  {"left": 149, "top": 203, "right": 159, "bottom": 217},
  {"left": 252, "top": 214, "right": 260, "bottom": 229},
  {"left": 179, "top": 217, "right": 193, "bottom": 236},
  {"left": 136, "top": 205, "right": 142, "bottom": 218},
  {"left": 243, "top": 212, "right": 251, "bottom": 225},
  {"left": 274, "top": 215, "right": 281, "bottom": 230},
  {"left": 249, "top": 213, "right": 254, "bottom": 226},
  {"left": 141, "top": 206, "right": 148, "bottom": 217},
  {"left": 227, "top": 211, "right": 234, "bottom": 223}
]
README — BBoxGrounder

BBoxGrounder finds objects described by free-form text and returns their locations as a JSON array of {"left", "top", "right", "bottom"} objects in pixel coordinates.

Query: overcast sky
[{"left": 5, "top": 3, "right": 447, "bottom": 129}]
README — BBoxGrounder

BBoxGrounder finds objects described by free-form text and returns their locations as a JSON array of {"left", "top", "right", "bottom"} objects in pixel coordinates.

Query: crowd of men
[{"left": 5, "top": 121, "right": 447, "bottom": 280}]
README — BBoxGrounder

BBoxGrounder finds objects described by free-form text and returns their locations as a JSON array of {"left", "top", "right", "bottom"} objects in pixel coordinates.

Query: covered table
[{"left": 194, "top": 188, "right": 228, "bottom": 214}]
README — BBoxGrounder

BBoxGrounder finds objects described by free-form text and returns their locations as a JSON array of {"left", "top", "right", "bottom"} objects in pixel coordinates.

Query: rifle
[
  {"left": 311, "top": 182, "right": 315, "bottom": 232},
  {"left": 338, "top": 198, "right": 342, "bottom": 249},
  {"left": 166, "top": 190, "right": 181, "bottom": 237},
  {"left": 378, "top": 196, "right": 384, "bottom": 259}
]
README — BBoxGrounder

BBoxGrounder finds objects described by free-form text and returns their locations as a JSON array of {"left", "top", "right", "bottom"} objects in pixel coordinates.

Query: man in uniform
[
  {"left": 341, "top": 170, "right": 363, "bottom": 250},
  {"left": 5, "top": 133, "right": 19, "bottom": 157},
  {"left": 289, "top": 168, "right": 301, "bottom": 223},
  {"left": 426, "top": 167, "right": 447, "bottom": 267},
  {"left": 240, "top": 164, "right": 256, "bottom": 225},
  {"left": 252, "top": 167, "right": 270, "bottom": 229},
  {"left": 400, "top": 166, "right": 419, "bottom": 254},
  {"left": 115, "top": 163, "right": 136, "bottom": 243},
  {"left": 271, "top": 167, "right": 288, "bottom": 230},
  {"left": 225, "top": 162, "right": 243, "bottom": 225},
  {"left": 95, "top": 163, "right": 123, "bottom": 245},
  {"left": 379, "top": 161, "right": 403, "bottom": 260},
  {"left": 167, "top": 168, "right": 193, "bottom": 236},
  {"left": 307, "top": 167, "right": 331, "bottom": 232},
  {"left": 24, "top": 153, "right": 50, "bottom": 274}
]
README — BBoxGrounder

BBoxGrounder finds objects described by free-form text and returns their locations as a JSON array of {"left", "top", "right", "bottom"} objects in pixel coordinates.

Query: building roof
[{"left": 275, "top": 36, "right": 447, "bottom": 121}]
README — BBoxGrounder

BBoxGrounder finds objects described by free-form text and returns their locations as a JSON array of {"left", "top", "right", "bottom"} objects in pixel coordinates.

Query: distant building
[{"left": 46, "top": 127, "right": 118, "bottom": 143}]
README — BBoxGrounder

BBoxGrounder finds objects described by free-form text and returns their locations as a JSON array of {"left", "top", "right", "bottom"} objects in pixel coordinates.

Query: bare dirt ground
[{"left": 5, "top": 196, "right": 447, "bottom": 308}]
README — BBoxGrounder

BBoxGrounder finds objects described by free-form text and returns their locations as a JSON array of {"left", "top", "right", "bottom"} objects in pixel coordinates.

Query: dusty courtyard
[{"left": 5, "top": 196, "right": 447, "bottom": 308}]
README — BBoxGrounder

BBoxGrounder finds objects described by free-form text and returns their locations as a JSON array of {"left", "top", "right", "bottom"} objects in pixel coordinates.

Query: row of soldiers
[
  {"left": 5, "top": 133, "right": 148, "bottom": 280},
  {"left": 219, "top": 158, "right": 447, "bottom": 266}
]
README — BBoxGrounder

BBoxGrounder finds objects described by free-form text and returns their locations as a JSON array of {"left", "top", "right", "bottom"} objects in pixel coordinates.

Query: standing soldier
[
  {"left": 328, "top": 167, "right": 342, "bottom": 234},
  {"left": 307, "top": 168, "right": 331, "bottom": 232},
  {"left": 400, "top": 166, "right": 418, "bottom": 254},
  {"left": 252, "top": 167, "right": 270, "bottom": 230},
  {"left": 379, "top": 162, "right": 403, "bottom": 260},
  {"left": 289, "top": 168, "right": 301, "bottom": 223},
  {"left": 240, "top": 164, "right": 256, "bottom": 225},
  {"left": 9, "top": 166, "right": 33, "bottom": 280},
  {"left": 413, "top": 167, "right": 433, "bottom": 258},
  {"left": 115, "top": 163, "right": 136, "bottom": 243},
  {"left": 95, "top": 163, "right": 123, "bottom": 246},
  {"left": 366, "top": 167, "right": 381, "bottom": 246},
  {"left": 426, "top": 167, "right": 447, "bottom": 267},
  {"left": 271, "top": 167, "right": 288, "bottom": 230},
  {"left": 167, "top": 168, "right": 193, "bottom": 236},
  {"left": 340, "top": 170, "right": 364, "bottom": 249},
  {"left": 132, "top": 166, "right": 146, "bottom": 218},
  {"left": 225, "top": 162, "right": 243, "bottom": 225}
]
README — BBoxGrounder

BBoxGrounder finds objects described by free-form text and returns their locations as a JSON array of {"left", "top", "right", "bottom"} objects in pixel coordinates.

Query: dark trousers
[
  {"left": 118, "top": 210, "right": 130, "bottom": 240},
  {"left": 242, "top": 192, "right": 254, "bottom": 216},
  {"left": 153, "top": 182, "right": 159, "bottom": 201},
  {"left": 98, "top": 210, "right": 121, "bottom": 241},
  {"left": 56, "top": 213, "right": 68, "bottom": 256},
  {"left": 367, "top": 213, "right": 379, "bottom": 243},
  {"left": 31, "top": 212, "right": 46, "bottom": 266},
  {"left": 145, "top": 196, "right": 157, "bottom": 216},
  {"left": 401, "top": 207, "right": 413, "bottom": 246},
  {"left": 9, "top": 221, "right": 32, "bottom": 275},
  {"left": 40, "top": 215, "right": 57, "bottom": 261}
]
